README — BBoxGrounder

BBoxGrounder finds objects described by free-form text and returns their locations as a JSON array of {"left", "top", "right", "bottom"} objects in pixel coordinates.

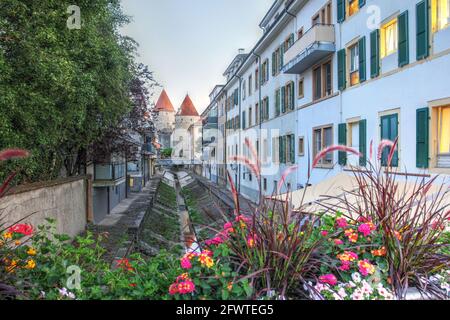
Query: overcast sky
[{"left": 120, "top": 0, "right": 273, "bottom": 114}]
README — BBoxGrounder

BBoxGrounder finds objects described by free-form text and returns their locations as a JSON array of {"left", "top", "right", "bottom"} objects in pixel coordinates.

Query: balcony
[
  {"left": 94, "top": 163, "right": 125, "bottom": 181},
  {"left": 283, "top": 24, "right": 335, "bottom": 74}
]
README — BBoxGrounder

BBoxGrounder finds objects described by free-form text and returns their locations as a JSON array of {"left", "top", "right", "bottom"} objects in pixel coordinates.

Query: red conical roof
[
  {"left": 178, "top": 95, "right": 199, "bottom": 116},
  {"left": 155, "top": 89, "right": 175, "bottom": 112}
]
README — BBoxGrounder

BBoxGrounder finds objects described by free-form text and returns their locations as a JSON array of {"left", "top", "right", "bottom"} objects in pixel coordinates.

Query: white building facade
[{"left": 206, "top": 0, "right": 450, "bottom": 203}]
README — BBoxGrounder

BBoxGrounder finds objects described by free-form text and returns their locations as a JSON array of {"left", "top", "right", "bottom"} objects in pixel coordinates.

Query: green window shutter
[
  {"left": 359, "top": 119, "right": 367, "bottom": 166},
  {"left": 358, "top": 36, "right": 367, "bottom": 82},
  {"left": 289, "top": 33, "right": 294, "bottom": 47},
  {"left": 290, "top": 135, "right": 295, "bottom": 164},
  {"left": 272, "top": 52, "right": 276, "bottom": 76},
  {"left": 338, "top": 49, "right": 346, "bottom": 90},
  {"left": 280, "top": 45, "right": 284, "bottom": 68},
  {"left": 289, "top": 82, "right": 295, "bottom": 110},
  {"left": 275, "top": 89, "right": 280, "bottom": 116},
  {"left": 416, "top": 0, "right": 430, "bottom": 60},
  {"left": 338, "top": 123, "right": 347, "bottom": 166},
  {"left": 337, "top": 0, "right": 346, "bottom": 23},
  {"left": 242, "top": 111, "right": 246, "bottom": 129},
  {"left": 281, "top": 86, "right": 286, "bottom": 113},
  {"left": 370, "top": 29, "right": 380, "bottom": 78},
  {"left": 380, "top": 114, "right": 399, "bottom": 167},
  {"left": 398, "top": 11, "right": 410, "bottom": 67},
  {"left": 279, "top": 136, "right": 284, "bottom": 163},
  {"left": 416, "top": 107, "right": 429, "bottom": 168},
  {"left": 266, "top": 97, "right": 270, "bottom": 120},
  {"left": 359, "top": 0, "right": 366, "bottom": 8}
]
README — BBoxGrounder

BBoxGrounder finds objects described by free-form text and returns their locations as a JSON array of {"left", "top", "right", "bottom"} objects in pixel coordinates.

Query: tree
[{"left": 0, "top": 0, "right": 142, "bottom": 182}]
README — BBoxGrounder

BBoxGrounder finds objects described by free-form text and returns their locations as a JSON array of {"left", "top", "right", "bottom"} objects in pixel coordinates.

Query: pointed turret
[
  {"left": 178, "top": 95, "right": 199, "bottom": 117},
  {"left": 155, "top": 89, "right": 175, "bottom": 112}
]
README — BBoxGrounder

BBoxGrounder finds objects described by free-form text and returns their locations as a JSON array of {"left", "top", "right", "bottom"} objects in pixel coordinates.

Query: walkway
[{"left": 89, "top": 175, "right": 161, "bottom": 263}]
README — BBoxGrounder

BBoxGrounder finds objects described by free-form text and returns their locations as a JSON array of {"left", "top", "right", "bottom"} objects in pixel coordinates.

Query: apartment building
[{"left": 204, "top": 0, "right": 450, "bottom": 203}]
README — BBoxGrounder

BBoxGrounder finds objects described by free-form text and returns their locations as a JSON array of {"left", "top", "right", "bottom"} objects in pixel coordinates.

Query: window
[
  {"left": 348, "top": 0, "right": 359, "bottom": 17},
  {"left": 313, "top": 60, "right": 332, "bottom": 100},
  {"left": 349, "top": 43, "right": 360, "bottom": 86},
  {"left": 262, "top": 97, "right": 270, "bottom": 121},
  {"left": 248, "top": 75, "right": 253, "bottom": 96},
  {"left": 381, "top": 18, "right": 398, "bottom": 58},
  {"left": 242, "top": 81, "right": 246, "bottom": 100},
  {"left": 263, "top": 178, "right": 267, "bottom": 191},
  {"left": 279, "top": 134, "right": 295, "bottom": 164},
  {"left": 437, "top": 106, "right": 450, "bottom": 155},
  {"left": 249, "top": 107, "right": 253, "bottom": 127},
  {"left": 255, "top": 68, "right": 259, "bottom": 90},
  {"left": 347, "top": 121, "right": 360, "bottom": 166},
  {"left": 298, "top": 137, "right": 305, "bottom": 156},
  {"left": 285, "top": 82, "right": 295, "bottom": 111},
  {"left": 432, "top": 0, "right": 450, "bottom": 32},
  {"left": 255, "top": 103, "right": 259, "bottom": 124},
  {"left": 298, "top": 27, "right": 304, "bottom": 39},
  {"left": 298, "top": 78, "right": 304, "bottom": 98},
  {"left": 313, "top": 126, "right": 333, "bottom": 166},
  {"left": 263, "top": 139, "right": 268, "bottom": 163},
  {"left": 261, "top": 61, "right": 267, "bottom": 85},
  {"left": 242, "top": 111, "right": 246, "bottom": 129},
  {"left": 314, "top": 2, "right": 332, "bottom": 25}
]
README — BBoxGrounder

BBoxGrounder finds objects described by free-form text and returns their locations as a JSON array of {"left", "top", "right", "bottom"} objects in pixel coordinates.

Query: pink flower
[
  {"left": 205, "top": 236, "right": 224, "bottom": 246},
  {"left": 169, "top": 283, "right": 178, "bottom": 295},
  {"left": 320, "top": 230, "right": 329, "bottom": 237},
  {"left": 358, "top": 259, "right": 376, "bottom": 276},
  {"left": 339, "top": 261, "right": 351, "bottom": 271},
  {"left": 177, "top": 280, "right": 195, "bottom": 294},
  {"left": 247, "top": 234, "right": 257, "bottom": 248},
  {"left": 224, "top": 222, "right": 233, "bottom": 230},
  {"left": 358, "top": 224, "right": 372, "bottom": 237},
  {"left": 334, "top": 239, "right": 344, "bottom": 245},
  {"left": 319, "top": 274, "right": 338, "bottom": 286},
  {"left": 180, "top": 257, "right": 192, "bottom": 270},
  {"left": 336, "top": 218, "right": 348, "bottom": 229},
  {"left": 0, "top": 149, "right": 29, "bottom": 161}
]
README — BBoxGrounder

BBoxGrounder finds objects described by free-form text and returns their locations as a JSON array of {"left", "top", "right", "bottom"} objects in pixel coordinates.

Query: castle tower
[
  {"left": 153, "top": 89, "right": 175, "bottom": 149},
  {"left": 173, "top": 95, "right": 201, "bottom": 160}
]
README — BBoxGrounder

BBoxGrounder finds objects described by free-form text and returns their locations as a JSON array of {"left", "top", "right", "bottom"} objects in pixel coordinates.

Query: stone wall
[{"left": 0, "top": 176, "right": 91, "bottom": 238}]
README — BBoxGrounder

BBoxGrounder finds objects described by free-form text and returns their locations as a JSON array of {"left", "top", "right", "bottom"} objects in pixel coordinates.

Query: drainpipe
[{"left": 251, "top": 51, "right": 263, "bottom": 204}]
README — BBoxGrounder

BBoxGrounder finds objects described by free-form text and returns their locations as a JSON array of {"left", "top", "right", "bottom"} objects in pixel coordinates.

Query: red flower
[
  {"left": 116, "top": 258, "right": 134, "bottom": 272},
  {"left": 8, "top": 224, "right": 33, "bottom": 236},
  {"left": 129, "top": 283, "right": 137, "bottom": 287},
  {"left": 169, "top": 283, "right": 179, "bottom": 295},
  {"left": 320, "top": 230, "right": 329, "bottom": 237}
]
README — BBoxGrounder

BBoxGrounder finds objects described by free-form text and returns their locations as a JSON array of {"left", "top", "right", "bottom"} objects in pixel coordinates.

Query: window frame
[
  {"left": 432, "top": 0, "right": 450, "bottom": 33},
  {"left": 313, "top": 124, "right": 334, "bottom": 168},
  {"left": 313, "top": 59, "right": 333, "bottom": 101},
  {"left": 348, "top": 42, "right": 360, "bottom": 87},
  {"left": 348, "top": 0, "right": 359, "bottom": 17},
  {"left": 298, "top": 78, "right": 304, "bottom": 99},
  {"left": 298, "top": 136, "right": 305, "bottom": 156},
  {"left": 381, "top": 18, "right": 398, "bottom": 58}
]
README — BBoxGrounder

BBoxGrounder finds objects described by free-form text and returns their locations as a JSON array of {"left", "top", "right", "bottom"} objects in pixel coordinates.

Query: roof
[
  {"left": 178, "top": 95, "right": 199, "bottom": 117},
  {"left": 155, "top": 89, "right": 175, "bottom": 112}
]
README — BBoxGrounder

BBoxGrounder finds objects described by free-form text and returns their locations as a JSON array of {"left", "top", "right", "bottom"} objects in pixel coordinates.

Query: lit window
[
  {"left": 349, "top": 43, "right": 360, "bottom": 86},
  {"left": 348, "top": 0, "right": 359, "bottom": 17},
  {"left": 438, "top": 106, "right": 450, "bottom": 154},
  {"left": 381, "top": 19, "right": 398, "bottom": 58},
  {"left": 432, "top": 0, "right": 450, "bottom": 32}
]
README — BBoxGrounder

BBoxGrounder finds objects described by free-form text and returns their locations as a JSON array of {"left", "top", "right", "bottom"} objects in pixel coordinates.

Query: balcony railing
[
  {"left": 283, "top": 24, "right": 335, "bottom": 74},
  {"left": 94, "top": 163, "right": 125, "bottom": 181}
]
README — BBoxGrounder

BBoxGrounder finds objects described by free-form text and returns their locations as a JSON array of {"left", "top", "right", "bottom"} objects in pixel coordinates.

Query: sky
[{"left": 120, "top": 0, "right": 274, "bottom": 114}]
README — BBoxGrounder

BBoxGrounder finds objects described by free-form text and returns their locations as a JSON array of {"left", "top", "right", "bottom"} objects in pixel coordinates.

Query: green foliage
[
  {"left": 0, "top": 0, "right": 136, "bottom": 182},
  {"left": 160, "top": 148, "right": 173, "bottom": 159}
]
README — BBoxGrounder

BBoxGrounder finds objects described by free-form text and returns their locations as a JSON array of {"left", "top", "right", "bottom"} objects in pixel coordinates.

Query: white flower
[
  {"left": 338, "top": 287, "right": 348, "bottom": 299},
  {"left": 333, "top": 292, "right": 343, "bottom": 300},
  {"left": 351, "top": 272, "right": 362, "bottom": 283},
  {"left": 351, "top": 288, "right": 364, "bottom": 300},
  {"left": 348, "top": 281, "right": 357, "bottom": 288}
]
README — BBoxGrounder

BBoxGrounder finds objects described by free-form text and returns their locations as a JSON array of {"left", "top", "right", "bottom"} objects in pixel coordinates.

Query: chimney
[{"left": 238, "top": 48, "right": 245, "bottom": 54}]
